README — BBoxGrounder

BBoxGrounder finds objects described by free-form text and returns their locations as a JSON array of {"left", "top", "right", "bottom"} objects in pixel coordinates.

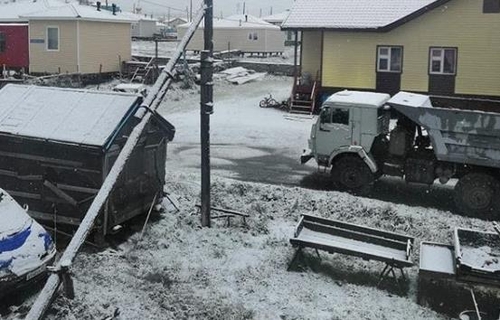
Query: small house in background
[
  {"left": 166, "top": 17, "right": 187, "bottom": 30},
  {"left": 130, "top": 14, "right": 157, "bottom": 39},
  {"left": 283, "top": 0, "right": 500, "bottom": 111},
  {"left": 21, "top": 1, "right": 136, "bottom": 75},
  {"left": 177, "top": 14, "right": 284, "bottom": 55},
  {"left": 262, "top": 10, "right": 296, "bottom": 46}
]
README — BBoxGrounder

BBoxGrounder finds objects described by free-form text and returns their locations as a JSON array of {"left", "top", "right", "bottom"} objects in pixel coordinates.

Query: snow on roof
[
  {"left": 120, "top": 11, "right": 156, "bottom": 22},
  {"left": 388, "top": 91, "right": 433, "bottom": 108},
  {"left": 0, "top": 0, "right": 65, "bottom": 22},
  {"left": 325, "top": 90, "right": 390, "bottom": 108},
  {"left": 20, "top": 0, "right": 137, "bottom": 23},
  {"left": 167, "top": 17, "right": 187, "bottom": 23},
  {"left": 262, "top": 11, "right": 290, "bottom": 24},
  {"left": 178, "top": 14, "right": 280, "bottom": 30},
  {"left": 0, "top": 85, "right": 140, "bottom": 147},
  {"left": 282, "top": 0, "right": 446, "bottom": 30}
]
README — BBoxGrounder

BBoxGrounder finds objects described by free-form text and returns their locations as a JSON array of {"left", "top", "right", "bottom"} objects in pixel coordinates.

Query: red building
[{"left": 0, "top": 23, "right": 29, "bottom": 71}]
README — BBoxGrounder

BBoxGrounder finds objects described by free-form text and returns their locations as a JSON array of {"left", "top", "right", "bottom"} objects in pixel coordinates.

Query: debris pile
[{"left": 219, "top": 67, "right": 266, "bottom": 85}]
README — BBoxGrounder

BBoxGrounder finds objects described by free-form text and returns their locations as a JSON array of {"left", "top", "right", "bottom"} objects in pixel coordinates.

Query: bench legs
[{"left": 377, "top": 263, "right": 407, "bottom": 293}]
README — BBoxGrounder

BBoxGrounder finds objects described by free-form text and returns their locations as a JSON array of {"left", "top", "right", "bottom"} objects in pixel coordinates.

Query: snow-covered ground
[{"left": 2, "top": 68, "right": 496, "bottom": 319}]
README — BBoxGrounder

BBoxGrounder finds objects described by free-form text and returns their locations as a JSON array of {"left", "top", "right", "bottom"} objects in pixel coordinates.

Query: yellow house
[
  {"left": 21, "top": 1, "right": 136, "bottom": 74},
  {"left": 282, "top": 0, "right": 500, "bottom": 106}
]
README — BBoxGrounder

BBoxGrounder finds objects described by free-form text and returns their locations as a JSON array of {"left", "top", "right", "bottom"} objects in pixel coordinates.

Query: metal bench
[{"left": 289, "top": 214, "right": 414, "bottom": 287}]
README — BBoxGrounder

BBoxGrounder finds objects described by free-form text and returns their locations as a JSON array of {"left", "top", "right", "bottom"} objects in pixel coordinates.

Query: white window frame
[
  {"left": 46, "top": 26, "right": 60, "bottom": 51},
  {"left": 429, "top": 47, "right": 457, "bottom": 75},
  {"left": 377, "top": 46, "right": 402, "bottom": 73}
]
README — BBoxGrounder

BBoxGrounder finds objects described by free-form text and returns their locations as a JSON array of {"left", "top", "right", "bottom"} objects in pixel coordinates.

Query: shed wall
[
  {"left": 79, "top": 21, "right": 131, "bottom": 73},
  {"left": 29, "top": 20, "right": 78, "bottom": 74}
]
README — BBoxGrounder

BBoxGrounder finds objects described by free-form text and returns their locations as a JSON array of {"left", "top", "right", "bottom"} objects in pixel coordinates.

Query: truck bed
[{"left": 388, "top": 92, "right": 500, "bottom": 168}]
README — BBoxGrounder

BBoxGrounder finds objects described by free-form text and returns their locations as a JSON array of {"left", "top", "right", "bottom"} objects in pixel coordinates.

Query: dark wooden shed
[{"left": 0, "top": 84, "right": 172, "bottom": 241}]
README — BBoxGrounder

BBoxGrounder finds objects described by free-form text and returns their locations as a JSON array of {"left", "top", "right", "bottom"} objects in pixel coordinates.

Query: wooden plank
[
  {"left": 302, "top": 214, "right": 413, "bottom": 243},
  {"left": 289, "top": 237, "right": 413, "bottom": 268},
  {"left": 302, "top": 220, "right": 408, "bottom": 251},
  {"left": 43, "top": 180, "right": 78, "bottom": 207},
  {"left": 0, "top": 150, "right": 83, "bottom": 167}
]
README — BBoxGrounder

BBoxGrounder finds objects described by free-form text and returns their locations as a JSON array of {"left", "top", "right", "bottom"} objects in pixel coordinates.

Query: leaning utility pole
[
  {"left": 25, "top": 5, "right": 208, "bottom": 320},
  {"left": 190, "top": 0, "right": 193, "bottom": 21},
  {"left": 200, "top": 0, "right": 213, "bottom": 227}
]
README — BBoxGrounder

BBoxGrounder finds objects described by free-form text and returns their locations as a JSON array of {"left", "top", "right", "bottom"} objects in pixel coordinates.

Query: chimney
[
  {"left": 112, "top": 3, "right": 116, "bottom": 15},
  {"left": 96, "top": 1, "right": 101, "bottom": 11}
]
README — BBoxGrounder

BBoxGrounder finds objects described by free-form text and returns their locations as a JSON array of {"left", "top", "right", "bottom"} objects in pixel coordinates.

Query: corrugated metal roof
[
  {"left": 282, "top": 0, "right": 444, "bottom": 30},
  {"left": 0, "top": 85, "right": 140, "bottom": 147}
]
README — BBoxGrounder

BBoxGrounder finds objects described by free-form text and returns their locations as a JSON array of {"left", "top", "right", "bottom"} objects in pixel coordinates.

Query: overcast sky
[{"left": 112, "top": 0, "right": 294, "bottom": 19}]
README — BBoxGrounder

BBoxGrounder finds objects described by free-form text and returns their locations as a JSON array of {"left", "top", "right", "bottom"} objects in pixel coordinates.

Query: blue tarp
[{"left": 0, "top": 225, "right": 31, "bottom": 255}]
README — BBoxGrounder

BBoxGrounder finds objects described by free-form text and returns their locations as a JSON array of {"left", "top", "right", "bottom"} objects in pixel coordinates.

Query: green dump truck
[{"left": 301, "top": 90, "right": 500, "bottom": 218}]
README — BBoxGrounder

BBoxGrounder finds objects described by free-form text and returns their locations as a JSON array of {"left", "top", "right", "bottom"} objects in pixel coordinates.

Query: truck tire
[
  {"left": 454, "top": 173, "right": 500, "bottom": 219},
  {"left": 331, "top": 155, "right": 374, "bottom": 196}
]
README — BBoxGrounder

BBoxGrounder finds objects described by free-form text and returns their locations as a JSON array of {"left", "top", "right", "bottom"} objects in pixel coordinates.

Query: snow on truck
[{"left": 301, "top": 90, "right": 500, "bottom": 217}]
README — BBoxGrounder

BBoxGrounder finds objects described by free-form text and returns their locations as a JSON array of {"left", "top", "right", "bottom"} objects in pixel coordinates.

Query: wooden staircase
[
  {"left": 289, "top": 77, "right": 319, "bottom": 114},
  {"left": 130, "top": 57, "right": 158, "bottom": 84}
]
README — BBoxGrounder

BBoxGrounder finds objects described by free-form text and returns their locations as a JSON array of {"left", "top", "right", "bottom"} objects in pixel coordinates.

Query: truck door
[{"left": 315, "top": 105, "right": 351, "bottom": 157}]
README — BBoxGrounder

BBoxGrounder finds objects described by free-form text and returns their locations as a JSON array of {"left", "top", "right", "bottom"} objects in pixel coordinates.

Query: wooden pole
[
  {"left": 200, "top": 0, "right": 213, "bottom": 228},
  {"left": 25, "top": 6, "right": 207, "bottom": 320}
]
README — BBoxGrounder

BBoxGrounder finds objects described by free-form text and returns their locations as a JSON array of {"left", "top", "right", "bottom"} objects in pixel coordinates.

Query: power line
[{"left": 139, "top": 0, "right": 185, "bottom": 13}]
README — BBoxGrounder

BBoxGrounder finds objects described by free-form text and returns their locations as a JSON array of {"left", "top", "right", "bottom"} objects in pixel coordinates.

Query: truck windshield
[{"left": 320, "top": 106, "right": 349, "bottom": 125}]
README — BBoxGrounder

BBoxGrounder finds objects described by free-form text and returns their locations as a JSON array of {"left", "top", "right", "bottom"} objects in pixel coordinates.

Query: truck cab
[{"left": 304, "top": 90, "right": 390, "bottom": 168}]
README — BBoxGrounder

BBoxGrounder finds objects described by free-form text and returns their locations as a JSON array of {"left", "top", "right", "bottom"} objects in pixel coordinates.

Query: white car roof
[{"left": 0, "top": 188, "right": 31, "bottom": 238}]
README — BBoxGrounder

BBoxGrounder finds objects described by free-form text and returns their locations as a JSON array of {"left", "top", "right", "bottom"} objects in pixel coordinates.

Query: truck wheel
[
  {"left": 331, "top": 155, "right": 374, "bottom": 195},
  {"left": 454, "top": 173, "right": 500, "bottom": 218}
]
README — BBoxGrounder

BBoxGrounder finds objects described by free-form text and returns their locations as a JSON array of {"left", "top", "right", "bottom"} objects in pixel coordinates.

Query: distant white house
[
  {"left": 125, "top": 13, "right": 157, "bottom": 39},
  {"left": 262, "top": 10, "right": 297, "bottom": 46},
  {"left": 166, "top": 17, "right": 187, "bottom": 30},
  {"left": 177, "top": 14, "right": 284, "bottom": 54}
]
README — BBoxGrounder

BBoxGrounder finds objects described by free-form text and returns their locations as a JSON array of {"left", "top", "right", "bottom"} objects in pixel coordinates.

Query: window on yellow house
[
  {"left": 47, "top": 27, "right": 59, "bottom": 51},
  {"left": 377, "top": 46, "right": 402, "bottom": 72},
  {"left": 429, "top": 47, "right": 457, "bottom": 75}
]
